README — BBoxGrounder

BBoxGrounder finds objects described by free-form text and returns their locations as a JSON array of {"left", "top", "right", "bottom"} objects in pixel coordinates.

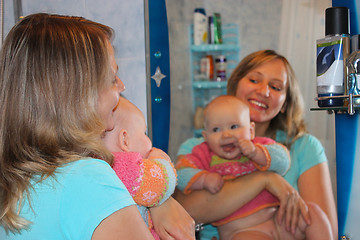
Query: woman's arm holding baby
[
  {"left": 112, "top": 148, "right": 176, "bottom": 207},
  {"left": 150, "top": 197, "right": 195, "bottom": 240},
  {"left": 112, "top": 149, "right": 195, "bottom": 239},
  {"left": 298, "top": 163, "right": 337, "bottom": 238},
  {"left": 174, "top": 169, "right": 309, "bottom": 229}
]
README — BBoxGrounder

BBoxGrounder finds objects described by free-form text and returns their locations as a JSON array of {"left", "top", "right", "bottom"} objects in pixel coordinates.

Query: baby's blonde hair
[{"left": 203, "top": 95, "right": 250, "bottom": 130}]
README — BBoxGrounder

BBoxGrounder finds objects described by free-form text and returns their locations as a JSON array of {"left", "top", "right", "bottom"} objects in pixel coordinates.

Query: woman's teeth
[{"left": 249, "top": 100, "right": 268, "bottom": 109}]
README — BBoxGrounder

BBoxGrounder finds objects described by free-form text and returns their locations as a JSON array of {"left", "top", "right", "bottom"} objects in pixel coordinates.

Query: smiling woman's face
[{"left": 235, "top": 59, "right": 288, "bottom": 125}]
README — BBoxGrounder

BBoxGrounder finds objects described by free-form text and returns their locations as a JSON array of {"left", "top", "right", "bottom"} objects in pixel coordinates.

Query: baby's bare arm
[
  {"left": 190, "top": 172, "right": 224, "bottom": 194},
  {"left": 148, "top": 147, "right": 171, "bottom": 162}
]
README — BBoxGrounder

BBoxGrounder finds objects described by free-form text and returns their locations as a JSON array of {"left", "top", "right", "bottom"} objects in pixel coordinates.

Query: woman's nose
[
  {"left": 256, "top": 82, "right": 270, "bottom": 97},
  {"left": 116, "top": 76, "right": 126, "bottom": 93}
]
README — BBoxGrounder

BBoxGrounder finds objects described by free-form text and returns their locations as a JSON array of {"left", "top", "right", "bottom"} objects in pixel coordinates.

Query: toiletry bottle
[
  {"left": 208, "top": 16, "right": 215, "bottom": 44},
  {"left": 316, "top": 7, "right": 350, "bottom": 107},
  {"left": 200, "top": 55, "right": 214, "bottom": 81},
  {"left": 215, "top": 55, "right": 227, "bottom": 81},
  {"left": 345, "top": 34, "right": 360, "bottom": 110},
  {"left": 213, "top": 13, "right": 222, "bottom": 44},
  {"left": 193, "top": 8, "right": 207, "bottom": 45}
]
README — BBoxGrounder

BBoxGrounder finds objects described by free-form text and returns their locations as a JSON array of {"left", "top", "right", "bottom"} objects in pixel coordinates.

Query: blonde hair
[
  {"left": 227, "top": 50, "right": 306, "bottom": 141},
  {"left": 0, "top": 13, "right": 115, "bottom": 232}
]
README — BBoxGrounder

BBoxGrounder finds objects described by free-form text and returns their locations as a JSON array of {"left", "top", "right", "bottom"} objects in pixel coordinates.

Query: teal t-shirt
[
  {"left": 177, "top": 130, "right": 328, "bottom": 240},
  {"left": 276, "top": 130, "right": 328, "bottom": 191},
  {"left": 0, "top": 158, "right": 135, "bottom": 240}
]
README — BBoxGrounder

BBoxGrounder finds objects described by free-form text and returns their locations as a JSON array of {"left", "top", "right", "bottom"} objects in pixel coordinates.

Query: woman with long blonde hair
[
  {"left": 174, "top": 50, "right": 337, "bottom": 239},
  {"left": 0, "top": 13, "right": 194, "bottom": 239}
]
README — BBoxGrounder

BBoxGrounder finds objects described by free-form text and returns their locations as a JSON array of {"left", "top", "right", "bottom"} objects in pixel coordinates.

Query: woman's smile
[
  {"left": 248, "top": 98, "right": 268, "bottom": 110},
  {"left": 236, "top": 59, "right": 288, "bottom": 125}
]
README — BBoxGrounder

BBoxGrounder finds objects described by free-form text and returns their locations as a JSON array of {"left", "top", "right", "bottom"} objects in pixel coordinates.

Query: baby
[
  {"left": 102, "top": 97, "right": 177, "bottom": 240},
  {"left": 176, "top": 95, "right": 331, "bottom": 240}
]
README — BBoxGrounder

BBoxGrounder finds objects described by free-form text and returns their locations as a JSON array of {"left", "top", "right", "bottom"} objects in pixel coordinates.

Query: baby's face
[
  {"left": 101, "top": 97, "right": 152, "bottom": 158},
  {"left": 127, "top": 108, "right": 152, "bottom": 158},
  {"left": 203, "top": 101, "right": 252, "bottom": 160}
]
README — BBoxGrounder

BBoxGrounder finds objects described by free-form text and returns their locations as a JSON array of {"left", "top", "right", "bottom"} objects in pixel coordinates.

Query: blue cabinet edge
[{"left": 148, "top": 0, "right": 170, "bottom": 152}]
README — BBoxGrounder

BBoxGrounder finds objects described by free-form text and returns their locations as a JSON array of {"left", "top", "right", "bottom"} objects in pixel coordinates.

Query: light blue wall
[{"left": 3, "top": 0, "right": 148, "bottom": 118}]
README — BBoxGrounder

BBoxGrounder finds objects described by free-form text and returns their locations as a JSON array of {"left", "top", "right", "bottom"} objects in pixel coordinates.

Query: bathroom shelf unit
[
  {"left": 311, "top": 94, "right": 360, "bottom": 114},
  {"left": 189, "top": 23, "right": 240, "bottom": 136}
]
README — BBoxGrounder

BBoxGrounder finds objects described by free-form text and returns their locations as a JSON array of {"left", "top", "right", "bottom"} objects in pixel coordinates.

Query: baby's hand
[
  {"left": 203, "top": 173, "right": 224, "bottom": 194},
  {"left": 148, "top": 147, "right": 171, "bottom": 162},
  {"left": 238, "top": 139, "right": 256, "bottom": 159}
]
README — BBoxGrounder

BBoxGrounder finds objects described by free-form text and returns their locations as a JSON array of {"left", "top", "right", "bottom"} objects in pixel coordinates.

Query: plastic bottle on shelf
[
  {"left": 200, "top": 55, "right": 214, "bottom": 81},
  {"left": 213, "top": 13, "right": 222, "bottom": 44},
  {"left": 193, "top": 8, "right": 208, "bottom": 45},
  {"left": 215, "top": 55, "right": 227, "bottom": 81},
  {"left": 208, "top": 16, "right": 215, "bottom": 44}
]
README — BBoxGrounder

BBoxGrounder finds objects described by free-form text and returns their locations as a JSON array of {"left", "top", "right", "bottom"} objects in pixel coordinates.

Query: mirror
[
  {"left": 1, "top": 0, "right": 334, "bottom": 189},
  {"left": 2, "top": 0, "right": 334, "bottom": 177},
  {"left": 165, "top": 1, "right": 335, "bottom": 176}
]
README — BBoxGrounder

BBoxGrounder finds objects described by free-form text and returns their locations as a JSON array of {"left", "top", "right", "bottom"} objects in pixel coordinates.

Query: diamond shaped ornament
[{"left": 151, "top": 66, "right": 166, "bottom": 87}]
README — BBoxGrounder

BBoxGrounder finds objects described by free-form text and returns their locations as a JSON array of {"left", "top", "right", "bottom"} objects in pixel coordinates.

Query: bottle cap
[
  {"left": 194, "top": 8, "right": 206, "bottom": 15},
  {"left": 215, "top": 55, "right": 226, "bottom": 62},
  {"left": 325, "top": 7, "right": 350, "bottom": 36},
  {"left": 208, "top": 16, "right": 213, "bottom": 23}
]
